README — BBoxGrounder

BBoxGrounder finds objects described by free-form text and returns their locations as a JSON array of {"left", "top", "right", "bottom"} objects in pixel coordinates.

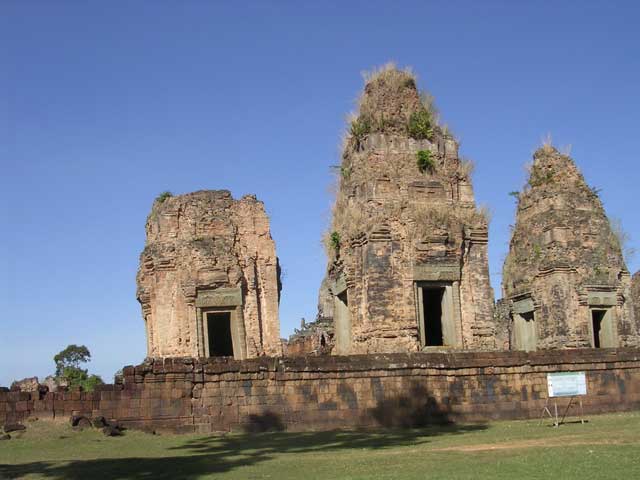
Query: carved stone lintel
[
  {"left": 195, "top": 287, "right": 243, "bottom": 308},
  {"left": 413, "top": 263, "right": 461, "bottom": 282}
]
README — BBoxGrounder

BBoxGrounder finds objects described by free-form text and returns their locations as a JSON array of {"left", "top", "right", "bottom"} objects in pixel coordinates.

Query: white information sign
[{"left": 547, "top": 372, "right": 587, "bottom": 398}]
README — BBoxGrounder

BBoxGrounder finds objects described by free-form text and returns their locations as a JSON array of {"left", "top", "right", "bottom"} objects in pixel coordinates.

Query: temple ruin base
[{"left": 3, "top": 349, "right": 640, "bottom": 433}]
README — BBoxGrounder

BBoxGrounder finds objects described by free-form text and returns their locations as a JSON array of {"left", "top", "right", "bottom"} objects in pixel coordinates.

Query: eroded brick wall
[{"left": 2, "top": 350, "right": 640, "bottom": 433}]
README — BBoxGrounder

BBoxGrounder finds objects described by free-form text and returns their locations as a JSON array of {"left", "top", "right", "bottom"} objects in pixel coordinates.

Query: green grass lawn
[{"left": 1, "top": 412, "right": 640, "bottom": 479}]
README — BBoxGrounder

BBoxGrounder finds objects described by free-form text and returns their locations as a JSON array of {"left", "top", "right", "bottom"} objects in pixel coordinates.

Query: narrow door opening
[
  {"left": 521, "top": 312, "right": 534, "bottom": 322},
  {"left": 338, "top": 291, "right": 348, "bottom": 307},
  {"left": 207, "top": 312, "right": 234, "bottom": 357},
  {"left": 422, "top": 288, "right": 445, "bottom": 346},
  {"left": 334, "top": 291, "right": 351, "bottom": 354},
  {"left": 592, "top": 309, "right": 606, "bottom": 348}
]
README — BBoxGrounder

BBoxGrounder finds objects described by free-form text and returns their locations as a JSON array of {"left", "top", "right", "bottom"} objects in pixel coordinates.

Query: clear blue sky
[{"left": 2, "top": 1, "right": 639, "bottom": 386}]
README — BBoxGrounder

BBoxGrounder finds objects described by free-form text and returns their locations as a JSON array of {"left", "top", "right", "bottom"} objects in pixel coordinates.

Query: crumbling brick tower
[
  {"left": 501, "top": 146, "right": 639, "bottom": 350},
  {"left": 322, "top": 66, "right": 495, "bottom": 354},
  {"left": 137, "top": 190, "right": 282, "bottom": 359}
]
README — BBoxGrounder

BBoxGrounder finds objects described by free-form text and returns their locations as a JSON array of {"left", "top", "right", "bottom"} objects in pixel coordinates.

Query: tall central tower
[{"left": 322, "top": 65, "right": 495, "bottom": 354}]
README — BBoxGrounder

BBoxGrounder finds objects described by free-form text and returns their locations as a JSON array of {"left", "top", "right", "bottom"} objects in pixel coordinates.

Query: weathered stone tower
[
  {"left": 501, "top": 146, "right": 639, "bottom": 350},
  {"left": 632, "top": 271, "right": 640, "bottom": 335},
  {"left": 136, "top": 190, "right": 282, "bottom": 359},
  {"left": 320, "top": 66, "right": 495, "bottom": 354}
]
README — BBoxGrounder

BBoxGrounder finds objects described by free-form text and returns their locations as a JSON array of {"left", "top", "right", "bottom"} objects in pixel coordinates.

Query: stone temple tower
[
  {"left": 321, "top": 65, "right": 495, "bottom": 354},
  {"left": 633, "top": 272, "right": 640, "bottom": 334},
  {"left": 136, "top": 190, "right": 282, "bottom": 359},
  {"left": 501, "top": 145, "right": 639, "bottom": 350}
]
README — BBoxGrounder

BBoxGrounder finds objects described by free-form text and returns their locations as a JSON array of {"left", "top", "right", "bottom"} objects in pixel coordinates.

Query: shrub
[
  {"left": 610, "top": 217, "right": 636, "bottom": 264},
  {"left": 477, "top": 204, "right": 493, "bottom": 225},
  {"left": 459, "top": 157, "right": 475, "bottom": 179},
  {"left": 62, "top": 367, "right": 104, "bottom": 392},
  {"left": 419, "top": 92, "right": 439, "bottom": 121},
  {"left": 533, "top": 244, "right": 542, "bottom": 260},
  {"left": 416, "top": 150, "right": 435, "bottom": 174},
  {"left": 330, "top": 165, "right": 351, "bottom": 180},
  {"left": 376, "top": 112, "right": 389, "bottom": 131},
  {"left": 350, "top": 116, "right": 371, "bottom": 148},
  {"left": 156, "top": 191, "right": 173, "bottom": 203},
  {"left": 407, "top": 110, "right": 434, "bottom": 140},
  {"left": 330, "top": 231, "right": 341, "bottom": 250},
  {"left": 528, "top": 165, "right": 554, "bottom": 188}
]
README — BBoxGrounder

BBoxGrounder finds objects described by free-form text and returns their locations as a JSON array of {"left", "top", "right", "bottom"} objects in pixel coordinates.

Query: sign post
[{"left": 540, "top": 372, "right": 587, "bottom": 427}]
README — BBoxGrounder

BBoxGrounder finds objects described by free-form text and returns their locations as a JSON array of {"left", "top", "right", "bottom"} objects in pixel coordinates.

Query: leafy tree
[
  {"left": 53, "top": 344, "right": 104, "bottom": 392},
  {"left": 61, "top": 366, "right": 104, "bottom": 392},
  {"left": 54, "top": 344, "right": 90, "bottom": 376}
]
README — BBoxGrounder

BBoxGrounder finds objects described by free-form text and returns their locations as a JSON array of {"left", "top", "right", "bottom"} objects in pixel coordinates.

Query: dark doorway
[
  {"left": 592, "top": 310, "right": 606, "bottom": 348},
  {"left": 422, "top": 288, "right": 444, "bottom": 346},
  {"left": 207, "top": 312, "right": 234, "bottom": 357},
  {"left": 334, "top": 291, "right": 351, "bottom": 354}
]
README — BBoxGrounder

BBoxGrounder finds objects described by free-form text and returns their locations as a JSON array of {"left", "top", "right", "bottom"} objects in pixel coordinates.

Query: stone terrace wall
[{"left": 3, "top": 350, "right": 640, "bottom": 433}]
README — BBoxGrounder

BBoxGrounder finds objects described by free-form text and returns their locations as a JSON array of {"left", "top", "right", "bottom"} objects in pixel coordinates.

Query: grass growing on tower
[{"left": 407, "top": 110, "right": 434, "bottom": 140}]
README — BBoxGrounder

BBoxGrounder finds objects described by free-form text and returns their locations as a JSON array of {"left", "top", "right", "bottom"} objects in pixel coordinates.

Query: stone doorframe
[
  {"left": 195, "top": 287, "right": 247, "bottom": 360},
  {"left": 413, "top": 264, "right": 463, "bottom": 349},
  {"left": 413, "top": 281, "right": 462, "bottom": 349},
  {"left": 512, "top": 297, "right": 537, "bottom": 352},
  {"left": 587, "top": 291, "right": 619, "bottom": 348}
]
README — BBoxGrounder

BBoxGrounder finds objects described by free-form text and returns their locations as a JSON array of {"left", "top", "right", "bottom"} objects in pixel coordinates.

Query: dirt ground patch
[{"left": 433, "top": 436, "right": 633, "bottom": 452}]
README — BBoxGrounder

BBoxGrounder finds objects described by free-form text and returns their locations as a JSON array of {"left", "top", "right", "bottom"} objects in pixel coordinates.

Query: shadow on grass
[
  {"left": 0, "top": 384, "right": 487, "bottom": 479},
  {"left": 0, "top": 426, "right": 487, "bottom": 479}
]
